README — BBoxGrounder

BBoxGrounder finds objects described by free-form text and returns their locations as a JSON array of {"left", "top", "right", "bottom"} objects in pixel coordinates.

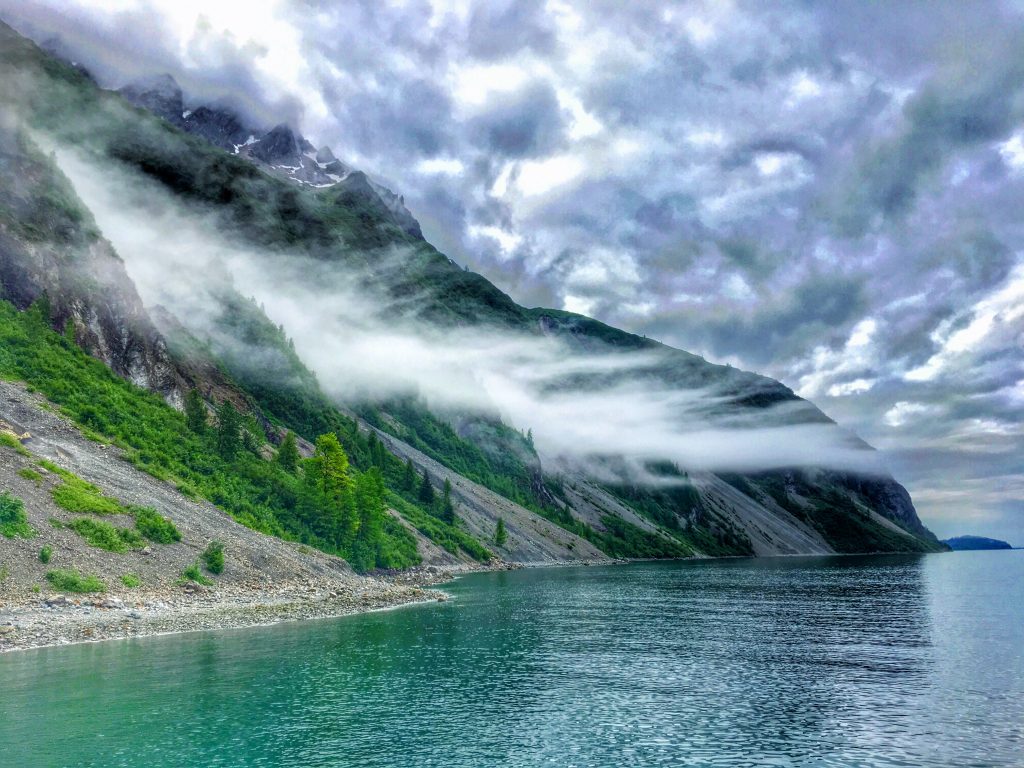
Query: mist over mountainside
[{"left": 0, "top": 21, "right": 945, "bottom": 582}]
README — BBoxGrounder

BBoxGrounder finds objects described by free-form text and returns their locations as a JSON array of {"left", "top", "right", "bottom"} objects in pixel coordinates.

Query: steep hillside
[
  {"left": 0, "top": 123, "right": 181, "bottom": 399},
  {"left": 0, "top": 21, "right": 945, "bottom": 569}
]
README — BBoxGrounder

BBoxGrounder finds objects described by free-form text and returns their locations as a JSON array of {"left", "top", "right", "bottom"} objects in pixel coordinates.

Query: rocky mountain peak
[
  {"left": 105, "top": 70, "right": 423, "bottom": 237},
  {"left": 118, "top": 74, "right": 184, "bottom": 124},
  {"left": 250, "top": 123, "right": 302, "bottom": 165}
]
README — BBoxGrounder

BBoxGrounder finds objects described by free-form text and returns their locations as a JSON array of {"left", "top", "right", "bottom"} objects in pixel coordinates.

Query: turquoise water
[{"left": 1, "top": 552, "right": 1022, "bottom": 767}]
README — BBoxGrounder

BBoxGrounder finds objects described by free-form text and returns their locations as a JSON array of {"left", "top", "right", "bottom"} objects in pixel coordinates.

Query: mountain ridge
[{"left": 0, "top": 20, "right": 946, "bottom": 594}]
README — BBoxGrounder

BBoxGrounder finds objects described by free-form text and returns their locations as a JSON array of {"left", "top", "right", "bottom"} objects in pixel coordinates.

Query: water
[{"left": 1, "top": 552, "right": 1022, "bottom": 767}]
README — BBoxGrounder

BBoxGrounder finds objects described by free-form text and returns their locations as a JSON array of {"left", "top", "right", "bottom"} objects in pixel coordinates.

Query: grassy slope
[{"left": 0, "top": 300, "right": 428, "bottom": 570}]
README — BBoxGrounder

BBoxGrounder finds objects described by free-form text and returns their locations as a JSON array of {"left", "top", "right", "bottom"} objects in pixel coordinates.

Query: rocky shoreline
[
  {"left": 0, "top": 577, "right": 443, "bottom": 654},
  {"left": 0, "top": 559, "right": 618, "bottom": 654}
]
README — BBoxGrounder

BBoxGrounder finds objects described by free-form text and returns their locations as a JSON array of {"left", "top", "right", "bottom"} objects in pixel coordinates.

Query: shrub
[
  {"left": 201, "top": 541, "right": 225, "bottom": 574},
  {"left": 120, "top": 573, "right": 141, "bottom": 588},
  {"left": 181, "top": 562, "right": 213, "bottom": 586},
  {"left": 51, "top": 475, "right": 125, "bottom": 515},
  {"left": 18, "top": 467, "right": 44, "bottom": 485},
  {"left": 36, "top": 459, "right": 72, "bottom": 479},
  {"left": 133, "top": 507, "right": 181, "bottom": 544},
  {"left": 46, "top": 569, "right": 105, "bottom": 593},
  {"left": 68, "top": 517, "right": 144, "bottom": 552},
  {"left": 39, "top": 545, "right": 53, "bottom": 563},
  {"left": 0, "top": 491, "right": 34, "bottom": 538}
]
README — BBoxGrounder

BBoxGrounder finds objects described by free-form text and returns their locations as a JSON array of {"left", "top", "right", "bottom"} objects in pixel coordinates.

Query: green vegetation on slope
[
  {"left": 134, "top": 507, "right": 182, "bottom": 544},
  {"left": 0, "top": 299, "right": 418, "bottom": 572},
  {"left": 1, "top": 432, "right": 31, "bottom": 456},
  {"left": 68, "top": 517, "right": 145, "bottom": 553},
  {"left": 45, "top": 568, "right": 105, "bottom": 593},
  {"left": 50, "top": 471, "right": 126, "bottom": 516},
  {"left": 0, "top": 491, "right": 34, "bottom": 538}
]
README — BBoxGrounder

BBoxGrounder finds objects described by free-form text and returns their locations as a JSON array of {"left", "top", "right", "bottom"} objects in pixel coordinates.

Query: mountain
[
  {"left": 116, "top": 75, "right": 422, "bottom": 238},
  {"left": 0, "top": 21, "right": 945, "bottom": 596},
  {"left": 942, "top": 536, "right": 1014, "bottom": 551}
]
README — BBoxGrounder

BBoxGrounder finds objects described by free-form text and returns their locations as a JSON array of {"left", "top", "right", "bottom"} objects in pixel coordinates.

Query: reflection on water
[{"left": 1, "top": 552, "right": 1021, "bottom": 767}]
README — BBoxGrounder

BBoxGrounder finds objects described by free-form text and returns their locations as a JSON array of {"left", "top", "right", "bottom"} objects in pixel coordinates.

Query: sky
[{"left": 1, "top": 0, "right": 1022, "bottom": 542}]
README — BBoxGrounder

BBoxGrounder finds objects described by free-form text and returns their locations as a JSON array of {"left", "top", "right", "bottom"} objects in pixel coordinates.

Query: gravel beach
[{"left": 0, "top": 576, "right": 445, "bottom": 653}]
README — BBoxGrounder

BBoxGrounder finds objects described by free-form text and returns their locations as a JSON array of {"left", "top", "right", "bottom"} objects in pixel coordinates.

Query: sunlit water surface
[{"left": 1, "top": 552, "right": 1022, "bottom": 767}]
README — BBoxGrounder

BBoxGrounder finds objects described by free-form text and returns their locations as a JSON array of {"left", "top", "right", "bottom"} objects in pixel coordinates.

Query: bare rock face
[
  {"left": 0, "top": 124, "right": 183, "bottom": 402},
  {"left": 249, "top": 124, "right": 302, "bottom": 165},
  {"left": 118, "top": 74, "right": 183, "bottom": 124},
  {"left": 182, "top": 106, "right": 251, "bottom": 152}
]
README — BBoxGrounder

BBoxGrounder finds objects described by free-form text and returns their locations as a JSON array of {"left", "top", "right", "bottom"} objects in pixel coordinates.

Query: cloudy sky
[{"left": 2, "top": 0, "right": 1022, "bottom": 542}]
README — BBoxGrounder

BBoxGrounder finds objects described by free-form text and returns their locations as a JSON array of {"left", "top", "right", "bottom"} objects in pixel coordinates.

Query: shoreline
[
  {"left": 2, "top": 550, "right": 958, "bottom": 654},
  {"left": 0, "top": 558, "right": 611, "bottom": 654},
  {"left": 0, "top": 576, "right": 444, "bottom": 655}
]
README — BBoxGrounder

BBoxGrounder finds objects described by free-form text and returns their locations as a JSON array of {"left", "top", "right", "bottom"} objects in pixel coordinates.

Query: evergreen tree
[
  {"left": 367, "top": 432, "right": 386, "bottom": 468},
  {"left": 441, "top": 477, "right": 455, "bottom": 524},
  {"left": 352, "top": 467, "right": 386, "bottom": 571},
  {"left": 494, "top": 517, "right": 508, "bottom": 547},
  {"left": 418, "top": 470, "right": 435, "bottom": 505},
  {"left": 215, "top": 400, "right": 241, "bottom": 460},
  {"left": 185, "top": 389, "right": 207, "bottom": 435},
  {"left": 276, "top": 431, "right": 299, "bottom": 473},
  {"left": 402, "top": 458, "right": 416, "bottom": 491},
  {"left": 305, "top": 433, "right": 357, "bottom": 549}
]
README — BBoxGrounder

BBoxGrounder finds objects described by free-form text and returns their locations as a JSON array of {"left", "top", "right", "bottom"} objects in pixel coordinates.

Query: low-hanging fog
[{"left": 52, "top": 142, "right": 884, "bottom": 479}]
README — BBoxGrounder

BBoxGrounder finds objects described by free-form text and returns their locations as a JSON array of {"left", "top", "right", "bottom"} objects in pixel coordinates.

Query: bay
[{"left": 1, "top": 551, "right": 1021, "bottom": 767}]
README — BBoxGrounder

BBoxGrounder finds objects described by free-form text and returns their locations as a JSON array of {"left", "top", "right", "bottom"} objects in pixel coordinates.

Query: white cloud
[
  {"left": 416, "top": 157, "right": 465, "bottom": 175},
  {"left": 828, "top": 378, "right": 876, "bottom": 397},
  {"left": 905, "top": 261, "right": 1024, "bottom": 382},
  {"left": 797, "top": 318, "right": 879, "bottom": 398},
  {"left": 515, "top": 154, "right": 584, "bottom": 196},
  {"left": 883, "top": 401, "right": 937, "bottom": 427},
  {"left": 54, "top": 144, "right": 883, "bottom": 476},
  {"left": 998, "top": 132, "right": 1024, "bottom": 170}
]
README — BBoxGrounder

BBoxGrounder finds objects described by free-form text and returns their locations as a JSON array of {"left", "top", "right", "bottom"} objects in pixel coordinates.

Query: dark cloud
[
  {"left": 464, "top": 0, "right": 556, "bottom": 61},
  {"left": 830, "top": 32, "right": 1024, "bottom": 235},
  {"left": 467, "top": 81, "right": 566, "bottom": 158}
]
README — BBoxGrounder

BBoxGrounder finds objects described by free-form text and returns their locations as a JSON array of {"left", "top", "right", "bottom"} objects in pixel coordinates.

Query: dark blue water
[{"left": 1, "top": 552, "right": 1021, "bottom": 767}]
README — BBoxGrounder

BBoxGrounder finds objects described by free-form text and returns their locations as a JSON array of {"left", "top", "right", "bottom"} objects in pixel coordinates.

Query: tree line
[{"left": 185, "top": 389, "right": 462, "bottom": 571}]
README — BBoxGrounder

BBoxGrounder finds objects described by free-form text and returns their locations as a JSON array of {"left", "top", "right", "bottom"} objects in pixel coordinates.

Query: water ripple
[{"left": 1, "top": 552, "right": 1022, "bottom": 767}]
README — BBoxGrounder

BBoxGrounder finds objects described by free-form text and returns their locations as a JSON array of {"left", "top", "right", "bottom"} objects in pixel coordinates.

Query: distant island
[{"left": 942, "top": 536, "right": 1015, "bottom": 551}]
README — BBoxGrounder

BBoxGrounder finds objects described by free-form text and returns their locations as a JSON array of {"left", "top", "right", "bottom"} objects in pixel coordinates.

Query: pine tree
[
  {"left": 276, "top": 431, "right": 299, "bottom": 473},
  {"left": 441, "top": 477, "right": 455, "bottom": 524},
  {"left": 185, "top": 389, "right": 207, "bottom": 434},
  {"left": 494, "top": 517, "right": 508, "bottom": 547},
  {"left": 353, "top": 467, "right": 386, "bottom": 571},
  {"left": 215, "top": 400, "right": 241, "bottom": 460},
  {"left": 418, "top": 470, "right": 435, "bottom": 505},
  {"left": 367, "top": 432, "right": 386, "bottom": 468},
  {"left": 305, "top": 433, "right": 357, "bottom": 549},
  {"left": 402, "top": 458, "right": 416, "bottom": 491}
]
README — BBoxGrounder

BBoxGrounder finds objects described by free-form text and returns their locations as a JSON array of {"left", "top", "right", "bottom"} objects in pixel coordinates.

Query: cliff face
[{"left": 0, "top": 125, "right": 182, "bottom": 401}]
